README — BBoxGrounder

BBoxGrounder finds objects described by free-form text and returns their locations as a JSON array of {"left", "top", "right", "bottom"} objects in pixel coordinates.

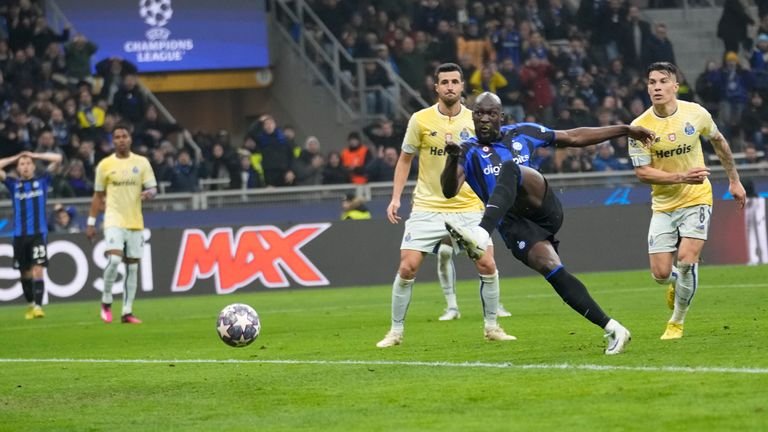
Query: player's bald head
[{"left": 475, "top": 92, "right": 502, "bottom": 109}]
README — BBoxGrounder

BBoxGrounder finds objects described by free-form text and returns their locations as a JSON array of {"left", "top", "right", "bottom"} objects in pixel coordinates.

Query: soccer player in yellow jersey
[
  {"left": 629, "top": 62, "right": 746, "bottom": 340},
  {"left": 86, "top": 123, "right": 157, "bottom": 324},
  {"left": 377, "top": 63, "right": 515, "bottom": 348}
]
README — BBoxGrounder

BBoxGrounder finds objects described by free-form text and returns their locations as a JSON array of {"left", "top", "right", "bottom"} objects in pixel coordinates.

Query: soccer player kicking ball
[
  {"left": 0, "top": 151, "right": 63, "bottom": 319},
  {"left": 629, "top": 62, "right": 746, "bottom": 340},
  {"left": 441, "top": 92, "right": 654, "bottom": 355},
  {"left": 86, "top": 123, "right": 157, "bottom": 324}
]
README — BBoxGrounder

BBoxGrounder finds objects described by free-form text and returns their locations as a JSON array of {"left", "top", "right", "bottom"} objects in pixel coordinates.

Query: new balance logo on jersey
[
  {"left": 655, "top": 144, "right": 692, "bottom": 159},
  {"left": 483, "top": 164, "right": 502, "bottom": 175}
]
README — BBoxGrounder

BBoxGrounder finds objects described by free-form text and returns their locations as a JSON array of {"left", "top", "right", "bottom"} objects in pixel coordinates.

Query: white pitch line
[{"left": 1, "top": 358, "right": 767, "bottom": 375}]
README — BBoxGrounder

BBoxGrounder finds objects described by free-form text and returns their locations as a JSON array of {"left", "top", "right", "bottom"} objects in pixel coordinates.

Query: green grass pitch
[{"left": 1, "top": 265, "right": 766, "bottom": 431}]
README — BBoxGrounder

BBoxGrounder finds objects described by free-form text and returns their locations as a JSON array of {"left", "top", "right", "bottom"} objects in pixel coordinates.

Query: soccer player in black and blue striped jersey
[
  {"left": 0, "top": 151, "right": 63, "bottom": 319},
  {"left": 441, "top": 92, "right": 654, "bottom": 355}
]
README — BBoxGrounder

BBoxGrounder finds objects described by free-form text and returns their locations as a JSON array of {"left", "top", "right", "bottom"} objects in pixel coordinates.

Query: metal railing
[{"left": 270, "top": 0, "right": 429, "bottom": 123}]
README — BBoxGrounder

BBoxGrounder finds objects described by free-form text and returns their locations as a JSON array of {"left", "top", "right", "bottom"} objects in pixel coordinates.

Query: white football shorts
[
  {"left": 648, "top": 204, "right": 712, "bottom": 254},
  {"left": 400, "top": 210, "right": 492, "bottom": 254}
]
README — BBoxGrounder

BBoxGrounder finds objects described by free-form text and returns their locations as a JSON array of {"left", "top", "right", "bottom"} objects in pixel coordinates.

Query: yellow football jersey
[
  {"left": 402, "top": 104, "right": 483, "bottom": 212},
  {"left": 629, "top": 100, "right": 718, "bottom": 212},
  {"left": 94, "top": 153, "right": 157, "bottom": 230}
]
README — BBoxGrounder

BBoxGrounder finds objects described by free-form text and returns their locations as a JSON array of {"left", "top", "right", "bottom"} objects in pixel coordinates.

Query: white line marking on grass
[{"left": 1, "top": 358, "right": 767, "bottom": 374}]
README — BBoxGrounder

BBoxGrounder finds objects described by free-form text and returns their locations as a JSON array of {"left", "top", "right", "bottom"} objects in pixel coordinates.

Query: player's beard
[{"left": 441, "top": 92, "right": 460, "bottom": 107}]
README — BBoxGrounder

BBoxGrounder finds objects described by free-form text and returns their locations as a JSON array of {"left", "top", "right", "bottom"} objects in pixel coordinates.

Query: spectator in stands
[
  {"left": 149, "top": 147, "right": 173, "bottom": 187},
  {"left": 493, "top": 17, "right": 522, "bottom": 67},
  {"left": 468, "top": 62, "right": 508, "bottom": 95},
  {"left": 363, "top": 60, "right": 394, "bottom": 115},
  {"left": 8, "top": 106, "right": 41, "bottom": 150},
  {"left": 76, "top": 88, "right": 105, "bottom": 141},
  {"left": 365, "top": 118, "right": 402, "bottom": 156},
  {"left": 366, "top": 146, "right": 398, "bottom": 182},
  {"left": 743, "top": 143, "right": 768, "bottom": 165},
  {"left": 340, "top": 131, "right": 371, "bottom": 184},
  {"left": 65, "top": 158, "right": 93, "bottom": 197},
  {"left": 31, "top": 16, "right": 68, "bottom": 57},
  {"left": 135, "top": 104, "right": 180, "bottom": 149},
  {"left": 524, "top": 31, "right": 550, "bottom": 61},
  {"left": 622, "top": 6, "right": 652, "bottom": 72},
  {"left": 49, "top": 203, "right": 80, "bottom": 234},
  {"left": 594, "top": 0, "right": 627, "bottom": 63},
  {"left": 569, "top": 97, "right": 596, "bottom": 127},
  {"left": 520, "top": 56, "right": 555, "bottom": 123},
  {"left": 48, "top": 162, "right": 75, "bottom": 198},
  {"left": 695, "top": 60, "right": 722, "bottom": 119},
  {"left": 575, "top": 72, "right": 604, "bottom": 109},
  {"left": 170, "top": 149, "right": 201, "bottom": 192},
  {"left": 413, "top": 0, "right": 444, "bottom": 34},
  {"left": 111, "top": 73, "right": 145, "bottom": 124},
  {"left": 33, "top": 128, "right": 63, "bottom": 164},
  {"left": 341, "top": 192, "right": 372, "bottom": 220},
  {"left": 497, "top": 58, "right": 525, "bottom": 122},
  {"left": 718, "top": 51, "right": 754, "bottom": 140},
  {"left": 556, "top": 36, "right": 592, "bottom": 81},
  {"left": 542, "top": 0, "right": 575, "bottom": 40},
  {"left": 643, "top": 23, "right": 676, "bottom": 66},
  {"left": 292, "top": 135, "right": 324, "bottom": 186},
  {"left": 248, "top": 115, "right": 295, "bottom": 187},
  {"left": 75, "top": 138, "right": 96, "bottom": 180},
  {"left": 561, "top": 147, "right": 593, "bottom": 173},
  {"left": 95, "top": 57, "right": 138, "bottom": 104},
  {"left": 47, "top": 107, "right": 72, "bottom": 152},
  {"left": 322, "top": 151, "right": 349, "bottom": 184},
  {"left": 718, "top": 0, "right": 755, "bottom": 56},
  {"left": 592, "top": 141, "right": 629, "bottom": 171},
  {"left": 750, "top": 34, "right": 768, "bottom": 91},
  {"left": 6, "top": 47, "right": 41, "bottom": 87},
  {"left": 205, "top": 142, "right": 240, "bottom": 190},
  {"left": 534, "top": 145, "right": 557, "bottom": 174},
  {"left": 427, "top": 20, "right": 458, "bottom": 66},
  {"left": 64, "top": 34, "right": 97, "bottom": 83},
  {"left": 396, "top": 36, "right": 427, "bottom": 91},
  {"left": 238, "top": 150, "right": 263, "bottom": 189},
  {"left": 741, "top": 92, "right": 768, "bottom": 150},
  {"left": 457, "top": 19, "right": 495, "bottom": 71},
  {"left": 0, "top": 39, "right": 13, "bottom": 73}
]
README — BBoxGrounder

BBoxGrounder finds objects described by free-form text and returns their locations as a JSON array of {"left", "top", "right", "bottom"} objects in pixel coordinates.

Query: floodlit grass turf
[{"left": 1, "top": 265, "right": 766, "bottom": 431}]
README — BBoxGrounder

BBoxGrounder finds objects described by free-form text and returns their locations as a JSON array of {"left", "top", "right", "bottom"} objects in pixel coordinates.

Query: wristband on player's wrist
[{"left": 87, "top": 216, "right": 96, "bottom": 226}]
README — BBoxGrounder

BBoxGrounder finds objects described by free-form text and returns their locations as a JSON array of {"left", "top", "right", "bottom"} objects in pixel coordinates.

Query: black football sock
[
  {"left": 546, "top": 266, "right": 610, "bottom": 328},
  {"left": 21, "top": 278, "right": 34, "bottom": 303},
  {"left": 480, "top": 161, "right": 520, "bottom": 234},
  {"left": 33, "top": 279, "right": 45, "bottom": 306}
]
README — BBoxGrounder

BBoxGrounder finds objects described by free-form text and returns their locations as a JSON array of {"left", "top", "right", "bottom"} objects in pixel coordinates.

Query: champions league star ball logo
[
  {"left": 140, "top": 0, "right": 173, "bottom": 27},
  {"left": 139, "top": 0, "right": 173, "bottom": 39}
]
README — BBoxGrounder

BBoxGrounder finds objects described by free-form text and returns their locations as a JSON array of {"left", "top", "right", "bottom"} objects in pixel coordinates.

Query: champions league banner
[{"left": 55, "top": 0, "right": 269, "bottom": 72}]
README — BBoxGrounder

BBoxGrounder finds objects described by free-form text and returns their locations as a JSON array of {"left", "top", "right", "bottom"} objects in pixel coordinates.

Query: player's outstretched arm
[
  {"left": 441, "top": 141, "right": 465, "bottom": 199},
  {"left": 710, "top": 131, "right": 747, "bottom": 209},
  {"left": 554, "top": 125, "right": 654, "bottom": 148}
]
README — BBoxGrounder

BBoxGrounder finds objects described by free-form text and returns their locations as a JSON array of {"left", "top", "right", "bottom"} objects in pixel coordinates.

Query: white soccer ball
[
  {"left": 216, "top": 303, "right": 261, "bottom": 347},
  {"left": 139, "top": 0, "right": 173, "bottom": 27}
]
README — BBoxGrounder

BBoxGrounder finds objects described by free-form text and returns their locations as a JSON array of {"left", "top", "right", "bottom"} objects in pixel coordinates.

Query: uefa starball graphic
[{"left": 139, "top": 0, "right": 173, "bottom": 28}]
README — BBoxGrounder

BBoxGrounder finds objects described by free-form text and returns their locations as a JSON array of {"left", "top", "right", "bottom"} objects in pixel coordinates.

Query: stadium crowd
[{"left": 1, "top": 0, "right": 767, "bottom": 205}]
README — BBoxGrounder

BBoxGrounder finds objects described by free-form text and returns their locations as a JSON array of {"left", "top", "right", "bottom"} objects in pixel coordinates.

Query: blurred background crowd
[{"left": 1, "top": 0, "right": 767, "bottom": 212}]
